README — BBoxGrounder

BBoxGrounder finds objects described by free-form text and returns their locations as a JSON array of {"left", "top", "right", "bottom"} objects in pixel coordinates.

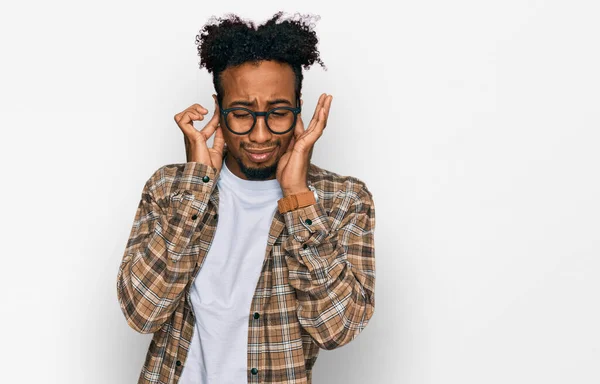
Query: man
[{"left": 117, "top": 11, "right": 376, "bottom": 384}]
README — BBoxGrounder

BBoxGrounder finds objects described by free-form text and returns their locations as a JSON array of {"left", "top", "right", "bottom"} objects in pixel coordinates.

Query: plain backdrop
[{"left": 0, "top": 1, "right": 599, "bottom": 383}]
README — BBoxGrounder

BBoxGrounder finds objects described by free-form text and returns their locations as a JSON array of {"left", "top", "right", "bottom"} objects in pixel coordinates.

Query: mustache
[{"left": 241, "top": 142, "right": 280, "bottom": 151}]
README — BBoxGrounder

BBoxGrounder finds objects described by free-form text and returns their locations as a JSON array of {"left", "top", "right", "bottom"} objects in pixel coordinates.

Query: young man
[{"left": 117, "top": 11, "right": 376, "bottom": 384}]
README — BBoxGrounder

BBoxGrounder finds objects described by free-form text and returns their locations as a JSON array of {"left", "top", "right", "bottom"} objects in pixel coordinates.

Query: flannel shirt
[{"left": 116, "top": 149, "right": 376, "bottom": 384}]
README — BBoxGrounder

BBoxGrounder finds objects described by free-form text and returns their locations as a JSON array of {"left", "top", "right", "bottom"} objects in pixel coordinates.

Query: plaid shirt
[{"left": 116, "top": 148, "right": 376, "bottom": 384}]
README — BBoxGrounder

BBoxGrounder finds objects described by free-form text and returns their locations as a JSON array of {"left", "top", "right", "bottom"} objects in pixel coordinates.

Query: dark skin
[{"left": 175, "top": 60, "right": 333, "bottom": 196}]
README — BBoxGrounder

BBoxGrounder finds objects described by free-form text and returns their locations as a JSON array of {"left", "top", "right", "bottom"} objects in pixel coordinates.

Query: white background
[{"left": 1, "top": 1, "right": 598, "bottom": 383}]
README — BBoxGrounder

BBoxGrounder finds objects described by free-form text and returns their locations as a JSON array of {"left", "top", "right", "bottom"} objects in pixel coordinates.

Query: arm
[
  {"left": 116, "top": 161, "right": 218, "bottom": 334},
  {"left": 283, "top": 178, "right": 376, "bottom": 350}
]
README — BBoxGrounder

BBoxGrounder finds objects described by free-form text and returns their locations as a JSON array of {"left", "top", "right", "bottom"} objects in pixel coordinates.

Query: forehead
[{"left": 220, "top": 60, "right": 295, "bottom": 101}]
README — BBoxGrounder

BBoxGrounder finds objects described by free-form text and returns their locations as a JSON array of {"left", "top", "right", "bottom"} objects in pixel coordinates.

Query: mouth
[{"left": 244, "top": 147, "right": 277, "bottom": 163}]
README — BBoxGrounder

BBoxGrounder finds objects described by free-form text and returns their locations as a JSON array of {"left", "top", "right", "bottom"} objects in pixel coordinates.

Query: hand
[
  {"left": 276, "top": 93, "right": 333, "bottom": 196},
  {"left": 174, "top": 96, "right": 226, "bottom": 171}
]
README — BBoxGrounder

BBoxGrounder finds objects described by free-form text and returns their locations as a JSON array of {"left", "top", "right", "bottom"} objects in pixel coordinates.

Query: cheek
[
  {"left": 223, "top": 136, "right": 241, "bottom": 156},
  {"left": 223, "top": 135, "right": 239, "bottom": 150}
]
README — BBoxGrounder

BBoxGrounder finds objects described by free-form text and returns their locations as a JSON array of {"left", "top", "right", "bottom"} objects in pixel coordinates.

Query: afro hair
[{"left": 195, "top": 11, "right": 327, "bottom": 104}]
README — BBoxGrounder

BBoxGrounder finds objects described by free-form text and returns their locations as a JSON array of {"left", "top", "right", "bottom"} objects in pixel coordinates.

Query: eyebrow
[{"left": 228, "top": 98, "right": 292, "bottom": 108}]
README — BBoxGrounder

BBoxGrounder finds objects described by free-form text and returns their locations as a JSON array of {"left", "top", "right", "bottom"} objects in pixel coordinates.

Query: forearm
[
  {"left": 283, "top": 184, "right": 376, "bottom": 349},
  {"left": 116, "top": 161, "right": 218, "bottom": 334}
]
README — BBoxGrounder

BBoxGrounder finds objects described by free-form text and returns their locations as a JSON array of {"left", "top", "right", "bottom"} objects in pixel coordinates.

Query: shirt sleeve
[
  {"left": 116, "top": 161, "right": 219, "bottom": 334},
  {"left": 282, "top": 178, "right": 376, "bottom": 350}
]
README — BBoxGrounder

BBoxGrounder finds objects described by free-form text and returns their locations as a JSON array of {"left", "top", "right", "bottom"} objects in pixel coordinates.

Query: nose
[{"left": 248, "top": 114, "right": 272, "bottom": 144}]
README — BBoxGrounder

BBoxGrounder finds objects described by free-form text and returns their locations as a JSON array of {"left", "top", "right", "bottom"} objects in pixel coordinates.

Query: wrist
[
  {"left": 282, "top": 186, "right": 310, "bottom": 197},
  {"left": 278, "top": 187, "right": 316, "bottom": 213}
]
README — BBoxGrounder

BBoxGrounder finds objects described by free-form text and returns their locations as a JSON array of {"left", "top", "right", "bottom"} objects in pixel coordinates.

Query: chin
[
  {"left": 243, "top": 158, "right": 280, "bottom": 174},
  {"left": 235, "top": 152, "right": 280, "bottom": 180}
]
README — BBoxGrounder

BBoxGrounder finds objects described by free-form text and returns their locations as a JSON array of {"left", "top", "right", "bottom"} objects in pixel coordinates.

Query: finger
[
  {"left": 175, "top": 110, "right": 202, "bottom": 137},
  {"left": 191, "top": 104, "right": 209, "bottom": 117},
  {"left": 199, "top": 102, "right": 221, "bottom": 141},
  {"left": 193, "top": 103, "right": 209, "bottom": 113},
  {"left": 187, "top": 109, "right": 206, "bottom": 126},
  {"left": 184, "top": 104, "right": 208, "bottom": 115},
  {"left": 294, "top": 95, "right": 330, "bottom": 152},
  {"left": 307, "top": 95, "right": 332, "bottom": 135},
  {"left": 211, "top": 125, "right": 226, "bottom": 154},
  {"left": 175, "top": 109, "right": 202, "bottom": 123},
  {"left": 303, "top": 107, "right": 327, "bottom": 146},
  {"left": 322, "top": 95, "right": 332, "bottom": 129},
  {"left": 317, "top": 106, "right": 327, "bottom": 133},
  {"left": 310, "top": 93, "right": 325, "bottom": 123},
  {"left": 307, "top": 93, "right": 328, "bottom": 133},
  {"left": 304, "top": 106, "right": 322, "bottom": 136}
]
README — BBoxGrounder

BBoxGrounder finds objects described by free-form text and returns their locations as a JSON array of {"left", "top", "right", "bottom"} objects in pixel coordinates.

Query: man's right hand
[{"left": 174, "top": 96, "right": 226, "bottom": 171}]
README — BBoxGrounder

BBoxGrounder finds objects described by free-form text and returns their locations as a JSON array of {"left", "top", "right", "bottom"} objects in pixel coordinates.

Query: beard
[{"left": 234, "top": 153, "right": 278, "bottom": 180}]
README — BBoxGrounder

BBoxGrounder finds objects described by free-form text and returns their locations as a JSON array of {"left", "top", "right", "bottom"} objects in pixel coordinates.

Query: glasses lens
[
  {"left": 267, "top": 108, "right": 295, "bottom": 133},
  {"left": 226, "top": 110, "right": 255, "bottom": 134}
]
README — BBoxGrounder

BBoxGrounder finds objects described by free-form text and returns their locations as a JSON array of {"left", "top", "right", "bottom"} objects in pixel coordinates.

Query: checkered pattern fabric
[{"left": 117, "top": 150, "right": 376, "bottom": 384}]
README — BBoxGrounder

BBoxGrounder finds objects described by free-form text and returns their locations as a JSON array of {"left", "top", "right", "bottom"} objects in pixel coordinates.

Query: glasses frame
[{"left": 218, "top": 95, "right": 301, "bottom": 135}]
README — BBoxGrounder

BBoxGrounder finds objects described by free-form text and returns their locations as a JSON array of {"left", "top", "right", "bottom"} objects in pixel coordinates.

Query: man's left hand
[{"left": 276, "top": 93, "right": 333, "bottom": 197}]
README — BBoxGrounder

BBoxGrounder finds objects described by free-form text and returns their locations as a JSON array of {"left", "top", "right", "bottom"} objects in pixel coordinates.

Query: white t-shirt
[{"left": 178, "top": 158, "right": 283, "bottom": 384}]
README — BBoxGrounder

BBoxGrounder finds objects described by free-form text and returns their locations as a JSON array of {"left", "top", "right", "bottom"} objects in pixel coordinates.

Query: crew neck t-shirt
[{"left": 178, "top": 158, "right": 283, "bottom": 384}]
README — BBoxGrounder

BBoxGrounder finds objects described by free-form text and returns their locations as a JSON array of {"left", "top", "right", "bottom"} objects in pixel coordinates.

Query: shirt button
[
  {"left": 305, "top": 218, "right": 312, "bottom": 225},
  {"left": 191, "top": 214, "right": 198, "bottom": 220},
  {"left": 302, "top": 243, "right": 308, "bottom": 249},
  {"left": 251, "top": 368, "right": 258, "bottom": 375},
  {"left": 202, "top": 175, "right": 210, "bottom": 183},
  {"left": 176, "top": 360, "right": 182, "bottom": 366},
  {"left": 214, "top": 213, "right": 219, "bottom": 220},
  {"left": 253, "top": 312, "right": 260, "bottom": 319}
]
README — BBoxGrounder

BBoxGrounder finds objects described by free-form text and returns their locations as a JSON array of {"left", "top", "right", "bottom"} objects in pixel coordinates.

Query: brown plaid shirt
[{"left": 116, "top": 149, "right": 376, "bottom": 383}]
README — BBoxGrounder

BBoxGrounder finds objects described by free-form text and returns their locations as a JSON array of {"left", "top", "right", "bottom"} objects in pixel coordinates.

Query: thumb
[
  {"left": 212, "top": 126, "right": 225, "bottom": 154},
  {"left": 200, "top": 101, "right": 221, "bottom": 139}
]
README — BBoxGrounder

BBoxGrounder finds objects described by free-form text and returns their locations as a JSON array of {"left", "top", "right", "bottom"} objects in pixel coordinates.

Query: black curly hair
[{"left": 195, "top": 11, "right": 327, "bottom": 106}]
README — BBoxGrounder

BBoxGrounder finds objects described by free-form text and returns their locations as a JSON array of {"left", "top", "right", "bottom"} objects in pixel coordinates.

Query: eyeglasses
[{"left": 218, "top": 97, "right": 301, "bottom": 135}]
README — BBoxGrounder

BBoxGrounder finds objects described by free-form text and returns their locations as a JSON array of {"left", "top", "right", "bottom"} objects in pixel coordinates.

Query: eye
[
  {"left": 233, "top": 111, "right": 252, "bottom": 119},
  {"left": 271, "top": 110, "right": 291, "bottom": 118}
]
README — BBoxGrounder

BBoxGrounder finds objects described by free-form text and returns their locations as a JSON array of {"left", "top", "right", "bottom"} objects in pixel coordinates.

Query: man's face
[{"left": 214, "top": 60, "right": 298, "bottom": 180}]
